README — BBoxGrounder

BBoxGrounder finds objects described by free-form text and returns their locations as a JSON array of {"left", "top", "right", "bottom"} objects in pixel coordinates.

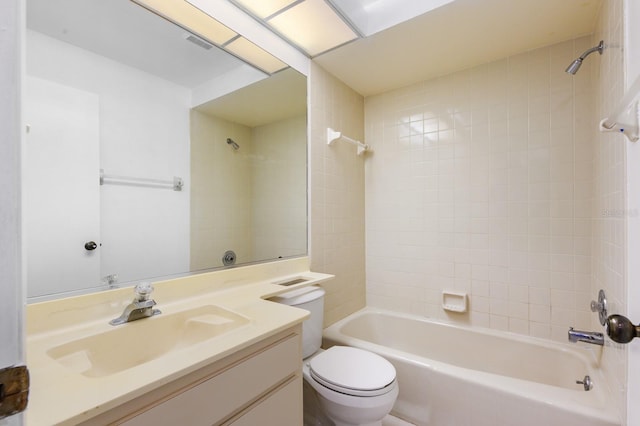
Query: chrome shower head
[
  {"left": 565, "top": 40, "right": 604, "bottom": 75},
  {"left": 565, "top": 58, "right": 583, "bottom": 75},
  {"left": 227, "top": 138, "right": 240, "bottom": 150}
]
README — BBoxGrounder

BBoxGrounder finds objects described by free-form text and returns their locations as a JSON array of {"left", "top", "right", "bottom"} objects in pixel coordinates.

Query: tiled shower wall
[
  {"left": 309, "top": 62, "right": 366, "bottom": 326},
  {"left": 190, "top": 111, "right": 253, "bottom": 270},
  {"left": 593, "top": 0, "right": 627, "bottom": 419},
  {"left": 252, "top": 115, "right": 307, "bottom": 261},
  {"left": 365, "top": 36, "right": 596, "bottom": 342},
  {"left": 190, "top": 112, "right": 307, "bottom": 270}
]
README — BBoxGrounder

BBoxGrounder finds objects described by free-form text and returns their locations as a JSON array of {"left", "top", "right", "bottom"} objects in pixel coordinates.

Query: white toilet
[{"left": 271, "top": 286, "right": 399, "bottom": 426}]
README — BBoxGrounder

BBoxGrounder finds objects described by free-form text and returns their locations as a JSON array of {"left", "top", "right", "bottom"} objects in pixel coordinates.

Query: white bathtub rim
[
  {"left": 332, "top": 307, "right": 603, "bottom": 366},
  {"left": 323, "top": 307, "right": 620, "bottom": 425}
]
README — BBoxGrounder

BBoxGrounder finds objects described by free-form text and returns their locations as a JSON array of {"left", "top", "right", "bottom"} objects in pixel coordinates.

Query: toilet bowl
[
  {"left": 304, "top": 346, "right": 399, "bottom": 426},
  {"left": 271, "top": 286, "right": 399, "bottom": 426}
]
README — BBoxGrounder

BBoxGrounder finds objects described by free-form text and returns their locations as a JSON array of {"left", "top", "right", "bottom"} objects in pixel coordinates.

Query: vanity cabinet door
[
  {"left": 227, "top": 376, "right": 302, "bottom": 426},
  {"left": 120, "top": 333, "right": 300, "bottom": 426}
]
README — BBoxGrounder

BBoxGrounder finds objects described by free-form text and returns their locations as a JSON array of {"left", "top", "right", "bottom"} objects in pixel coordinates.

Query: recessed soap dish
[{"left": 442, "top": 291, "right": 468, "bottom": 313}]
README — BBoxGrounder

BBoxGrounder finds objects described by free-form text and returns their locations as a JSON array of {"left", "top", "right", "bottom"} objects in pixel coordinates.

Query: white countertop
[{"left": 26, "top": 257, "right": 333, "bottom": 425}]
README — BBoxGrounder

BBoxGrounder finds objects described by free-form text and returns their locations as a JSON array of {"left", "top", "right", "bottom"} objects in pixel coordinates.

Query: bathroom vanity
[
  {"left": 25, "top": 258, "right": 332, "bottom": 425},
  {"left": 86, "top": 326, "right": 302, "bottom": 425}
]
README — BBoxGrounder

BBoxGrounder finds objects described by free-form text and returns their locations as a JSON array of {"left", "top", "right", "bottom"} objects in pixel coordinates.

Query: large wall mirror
[{"left": 25, "top": 0, "right": 308, "bottom": 301}]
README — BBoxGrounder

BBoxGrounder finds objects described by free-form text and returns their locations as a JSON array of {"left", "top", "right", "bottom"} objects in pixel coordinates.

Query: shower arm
[
  {"left": 578, "top": 41, "right": 604, "bottom": 60},
  {"left": 566, "top": 40, "right": 604, "bottom": 75}
]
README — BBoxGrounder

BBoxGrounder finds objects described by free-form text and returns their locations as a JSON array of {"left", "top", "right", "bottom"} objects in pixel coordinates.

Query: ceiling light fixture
[
  {"left": 232, "top": 0, "right": 359, "bottom": 57},
  {"left": 328, "top": 0, "right": 456, "bottom": 37},
  {"left": 237, "top": 0, "right": 298, "bottom": 19}
]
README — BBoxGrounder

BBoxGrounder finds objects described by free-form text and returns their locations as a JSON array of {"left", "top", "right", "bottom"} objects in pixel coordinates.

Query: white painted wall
[
  {"left": 23, "top": 76, "right": 101, "bottom": 298},
  {"left": 26, "top": 30, "right": 190, "bottom": 293},
  {"left": 0, "top": 0, "right": 24, "bottom": 423}
]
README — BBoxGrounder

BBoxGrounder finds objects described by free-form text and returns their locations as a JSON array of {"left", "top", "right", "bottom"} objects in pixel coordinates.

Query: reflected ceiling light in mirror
[
  {"left": 130, "top": 0, "right": 237, "bottom": 45},
  {"left": 131, "top": 0, "right": 288, "bottom": 74},
  {"left": 233, "top": 0, "right": 359, "bottom": 57},
  {"left": 225, "top": 37, "right": 288, "bottom": 74}
]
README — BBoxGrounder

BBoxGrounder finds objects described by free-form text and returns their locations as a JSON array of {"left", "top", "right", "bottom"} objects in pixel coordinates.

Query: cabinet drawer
[
  {"left": 122, "top": 334, "right": 300, "bottom": 426},
  {"left": 227, "top": 376, "right": 302, "bottom": 426}
]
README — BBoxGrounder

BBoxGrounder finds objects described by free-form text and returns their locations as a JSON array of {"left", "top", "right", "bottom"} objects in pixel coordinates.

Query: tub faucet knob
[{"left": 576, "top": 375, "right": 592, "bottom": 391}]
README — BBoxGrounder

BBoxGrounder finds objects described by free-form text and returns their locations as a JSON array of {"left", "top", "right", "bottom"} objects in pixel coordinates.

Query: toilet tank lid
[{"left": 269, "top": 286, "right": 325, "bottom": 306}]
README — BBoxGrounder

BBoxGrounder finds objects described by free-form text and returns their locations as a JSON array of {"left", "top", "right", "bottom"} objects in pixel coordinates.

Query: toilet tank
[{"left": 270, "top": 286, "right": 325, "bottom": 358}]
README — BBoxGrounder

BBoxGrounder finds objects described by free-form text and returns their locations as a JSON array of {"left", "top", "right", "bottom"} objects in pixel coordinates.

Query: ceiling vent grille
[{"left": 184, "top": 33, "right": 214, "bottom": 50}]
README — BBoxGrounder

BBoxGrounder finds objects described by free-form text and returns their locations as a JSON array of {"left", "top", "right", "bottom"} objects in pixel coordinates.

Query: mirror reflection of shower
[
  {"left": 227, "top": 138, "right": 240, "bottom": 150},
  {"left": 565, "top": 40, "right": 604, "bottom": 75}
]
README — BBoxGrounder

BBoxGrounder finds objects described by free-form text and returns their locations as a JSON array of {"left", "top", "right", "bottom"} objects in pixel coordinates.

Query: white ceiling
[
  {"left": 195, "top": 68, "right": 307, "bottom": 127},
  {"left": 26, "top": 0, "right": 306, "bottom": 128},
  {"left": 316, "top": 0, "right": 603, "bottom": 96},
  {"left": 26, "top": 0, "right": 247, "bottom": 89},
  {"left": 26, "top": 0, "right": 604, "bottom": 99}
]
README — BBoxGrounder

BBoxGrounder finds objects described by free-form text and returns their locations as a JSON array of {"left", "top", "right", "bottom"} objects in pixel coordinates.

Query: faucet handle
[{"left": 134, "top": 282, "right": 154, "bottom": 301}]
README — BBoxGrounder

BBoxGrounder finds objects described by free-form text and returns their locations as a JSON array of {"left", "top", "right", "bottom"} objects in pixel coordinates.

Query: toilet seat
[{"left": 308, "top": 346, "right": 396, "bottom": 397}]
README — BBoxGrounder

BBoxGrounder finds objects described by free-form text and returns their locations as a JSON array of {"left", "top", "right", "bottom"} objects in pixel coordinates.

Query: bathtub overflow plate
[
  {"left": 222, "top": 250, "right": 236, "bottom": 266},
  {"left": 590, "top": 289, "right": 608, "bottom": 326}
]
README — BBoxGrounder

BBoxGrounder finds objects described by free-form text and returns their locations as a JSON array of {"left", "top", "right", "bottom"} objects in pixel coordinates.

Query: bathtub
[{"left": 322, "top": 308, "right": 620, "bottom": 426}]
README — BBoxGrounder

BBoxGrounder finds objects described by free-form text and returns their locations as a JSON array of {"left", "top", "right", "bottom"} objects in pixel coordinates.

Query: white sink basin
[{"left": 47, "top": 305, "right": 250, "bottom": 377}]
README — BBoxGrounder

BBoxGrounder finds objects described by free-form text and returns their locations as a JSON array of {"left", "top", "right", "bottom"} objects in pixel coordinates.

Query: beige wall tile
[
  {"left": 364, "top": 36, "right": 597, "bottom": 331},
  {"left": 309, "top": 62, "right": 366, "bottom": 326},
  {"left": 593, "top": 0, "right": 627, "bottom": 419}
]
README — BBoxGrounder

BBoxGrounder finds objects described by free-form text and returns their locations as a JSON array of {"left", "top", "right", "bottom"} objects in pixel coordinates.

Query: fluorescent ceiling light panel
[
  {"left": 233, "top": 0, "right": 298, "bottom": 19},
  {"left": 225, "top": 37, "right": 288, "bottom": 74},
  {"left": 131, "top": 0, "right": 237, "bottom": 45},
  {"left": 328, "top": 0, "right": 456, "bottom": 36},
  {"left": 267, "top": 0, "right": 358, "bottom": 56}
]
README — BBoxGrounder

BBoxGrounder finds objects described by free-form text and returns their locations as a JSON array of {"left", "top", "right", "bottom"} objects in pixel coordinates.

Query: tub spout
[{"left": 568, "top": 327, "right": 604, "bottom": 346}]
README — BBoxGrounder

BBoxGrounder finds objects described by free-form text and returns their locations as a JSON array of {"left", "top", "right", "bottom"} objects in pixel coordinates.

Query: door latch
[{"left": 0, "top": 365, "right": 29, "bottom": 419}]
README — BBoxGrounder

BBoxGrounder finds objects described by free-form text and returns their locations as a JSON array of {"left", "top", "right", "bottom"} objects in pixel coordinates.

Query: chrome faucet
[
  {"left": 109, "top": 282, "right": 161, "bottom": 326},
  {"left": 568, "top": 327, "right": 604, "bottom": 346}
]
